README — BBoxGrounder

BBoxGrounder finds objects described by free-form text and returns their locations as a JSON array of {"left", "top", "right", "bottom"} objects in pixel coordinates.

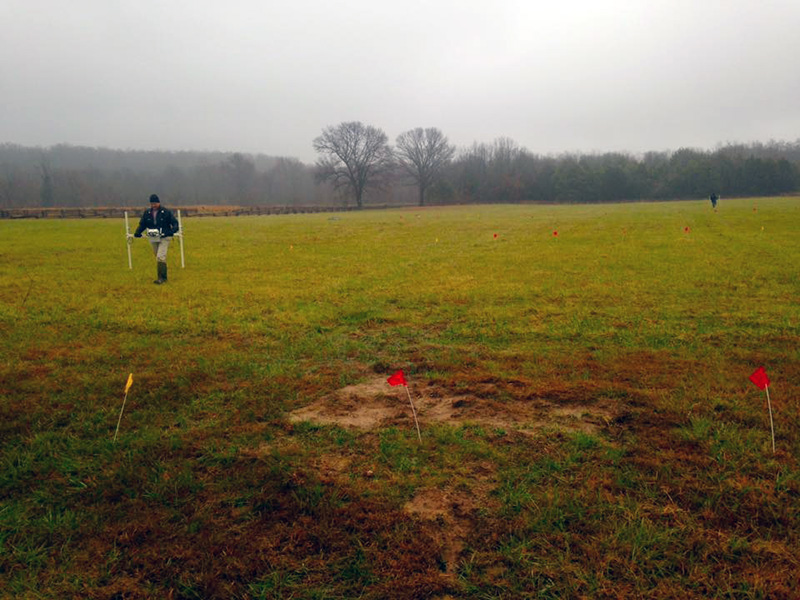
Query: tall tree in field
[
  {"left": 312, "top": 121, "right": 393, "bottom": 208},
  {"left": 395, "top": 127, "right": 456, "bottom": 206}
]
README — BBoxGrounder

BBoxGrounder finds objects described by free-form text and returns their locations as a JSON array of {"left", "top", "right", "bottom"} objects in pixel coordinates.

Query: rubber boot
[{"left": 154, "top": 261, "right": 167, "bottom": 284}]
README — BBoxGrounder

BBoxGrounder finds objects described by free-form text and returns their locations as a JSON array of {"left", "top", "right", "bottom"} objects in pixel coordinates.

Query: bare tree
[
  {"left": 268, "top": 157, "right": 312, "bottom": 204},
  {"left": 223, "top": 153, "right": 257, "bottom": 204},
  {"left": 38, "top": 157, "right": 54, "bottom": 207},
  {"left": 0, "top": 167, "right": 27, "bottom": 208},
  {"left": 312, "top": 121, "right": 393, "bottom": 208},
  {"left": 395, "top": 127, "right": 456, "bottom": 206}
]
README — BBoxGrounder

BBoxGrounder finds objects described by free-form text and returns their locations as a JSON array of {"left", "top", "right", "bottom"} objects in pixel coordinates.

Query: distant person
[
  {"left": 133, "top": 194, "right": 179, "bottom": 284},
  {"left": 710, "top": 192, "right": 718, "bottom": 209}
]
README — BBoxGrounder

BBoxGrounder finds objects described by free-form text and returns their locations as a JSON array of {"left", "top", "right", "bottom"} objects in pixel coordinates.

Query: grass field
[{"left": 1, "top": 198, "right": 799, "bottom": 599}]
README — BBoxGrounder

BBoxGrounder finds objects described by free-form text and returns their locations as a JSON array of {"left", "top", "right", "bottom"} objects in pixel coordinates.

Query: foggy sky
[{"left": 2, "top": 0, "right": 799, "bottom": 163}]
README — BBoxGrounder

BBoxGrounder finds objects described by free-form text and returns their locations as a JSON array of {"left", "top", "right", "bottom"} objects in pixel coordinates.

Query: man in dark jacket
[{"left": 134, "top": 194, "right": 179, "bottom": 284}]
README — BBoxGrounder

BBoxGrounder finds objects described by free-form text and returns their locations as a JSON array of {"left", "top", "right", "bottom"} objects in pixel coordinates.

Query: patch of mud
[
  {"left": 403, "top": 486, "right": 486, "bottom": 575},
  {"left": 313, "top": 453, "right": 353, "bottom": 484},
  {"left": 546, "top": 404, "right": 615, "bottom": 433},
  {"left": 289, "top": 379, "right": 404, "bottom": 429},
  {"left": 289, "top": 376, "right": 620, "bottom": 435}
]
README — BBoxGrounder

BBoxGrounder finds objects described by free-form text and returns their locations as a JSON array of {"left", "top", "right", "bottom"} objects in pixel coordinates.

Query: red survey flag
[
  {"left": 387, "top": 370, "right": 408, "bottom": 387},
  {"left": 749, "top": 367, "right": 770, "bottom": 390}
]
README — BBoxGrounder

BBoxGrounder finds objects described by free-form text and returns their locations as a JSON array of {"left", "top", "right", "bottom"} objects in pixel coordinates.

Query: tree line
[
  {"left": 1, "top": 132, "right": 798, "bottom": 209},
  {"left": 314, "top": 124, "right": 800, "bottom": 207},
  {"left": 0, "top": 144, "right": 336, "bottom": 208},
  {"left": 442, "top": 140, "right": 799, "bottom": 205}
]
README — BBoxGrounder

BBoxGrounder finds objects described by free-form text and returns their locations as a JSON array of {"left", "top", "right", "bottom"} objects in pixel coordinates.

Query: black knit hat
[{"left": 149, "top": 194, "right": 160, "bottom": 203}]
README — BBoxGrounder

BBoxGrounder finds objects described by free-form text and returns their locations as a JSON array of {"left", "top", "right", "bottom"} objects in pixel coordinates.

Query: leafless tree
[
  {"left": 223, "top": 153, "right": 257, "bottom": 204},
  {"left": 267, "top": 157, "right": 313, "bottom": 204},
  {"left": 395, "top": 127, "right": 456, "bottom": 206},
  {"left": 38, "top": 158, "right": 54, "bottom": 207},
  {"left": 312, "top": 121, "right": 393, "bottom": 208},
  {"left": 0, "top": 167, "right": 27, "bottom": 208}
]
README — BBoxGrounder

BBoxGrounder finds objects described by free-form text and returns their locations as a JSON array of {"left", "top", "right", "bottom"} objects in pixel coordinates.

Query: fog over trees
[
  {"left": 1, "top": 134, "right": 799, "bottom": 209},
  {"left": 0, "top": 145, "right": 333, "bottom": 209}
]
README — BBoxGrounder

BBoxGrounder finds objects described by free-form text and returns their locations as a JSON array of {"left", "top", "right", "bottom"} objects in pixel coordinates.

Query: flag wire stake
[
  {"left": 113, "top": 391, "right": 129, "bottom": 443},
  {"left": 405, "top": 386, "right": 422, "bottom": 442},
  {"left": 114, "top": 374, "right": 133, "bottom": 443},
  {"left": 765, "top": 385, "right": 775, "bottom": 454}
]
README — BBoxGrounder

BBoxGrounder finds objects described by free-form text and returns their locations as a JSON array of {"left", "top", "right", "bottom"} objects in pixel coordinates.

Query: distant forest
[{"left": 1, "top": 139, "right": 799, "bottom": 208}]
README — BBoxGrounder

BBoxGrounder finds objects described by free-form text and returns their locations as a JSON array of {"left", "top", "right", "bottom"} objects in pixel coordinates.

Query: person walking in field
[
  {"left": 133, "top": 194, "right": 179, "bottom": 284},
  {"left": 710, "top": 192, "right": 719, "bottom": 209}
]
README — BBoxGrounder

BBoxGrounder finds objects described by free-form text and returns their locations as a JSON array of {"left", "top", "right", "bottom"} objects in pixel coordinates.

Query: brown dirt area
[
  {"left": 289, "top": 376, "right": 619, "bottom": 435},
  {"left": 402, "top": 482, "right": 493, "bottom": 575},
  {"left": 285, "top": 376, "right": 623, "bottom": 576}
]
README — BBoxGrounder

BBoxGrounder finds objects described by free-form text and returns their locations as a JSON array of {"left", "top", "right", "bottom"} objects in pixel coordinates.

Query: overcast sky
[{"left": 2, "top": 0, "right": 799, "bottom": 163}]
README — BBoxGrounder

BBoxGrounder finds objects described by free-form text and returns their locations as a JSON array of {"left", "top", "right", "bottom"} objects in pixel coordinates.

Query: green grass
[{"left": 1, "top": 198, "right": 799, "bottom": 598}]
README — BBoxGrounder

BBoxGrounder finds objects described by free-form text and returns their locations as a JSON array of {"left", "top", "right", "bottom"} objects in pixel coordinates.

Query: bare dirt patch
[
  {"left": 289, "top": 376, "right": 619, "bottom": 435},
  {"left": 403, "top": 487, "right": 480, "bottom": 574},
  {"left": 286, "top": 376, "right": 623, "bottom": 574}
]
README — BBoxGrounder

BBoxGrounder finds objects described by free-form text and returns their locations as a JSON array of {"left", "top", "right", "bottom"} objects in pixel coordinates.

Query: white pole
[
  {"left": 765, "top": 386, "right": 775, "bottom": 454},
  {"left": 405, "top": 386, "right": 422, "bottom": 442},
  {"left": 177, "top": 209, "right": 185, "bottom": 268},
  {"left": 124, "top": 211, "right": 133, "bottom": 270}
]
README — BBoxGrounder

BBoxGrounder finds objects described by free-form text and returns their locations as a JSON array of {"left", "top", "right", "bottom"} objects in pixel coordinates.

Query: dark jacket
[{"left": 135, "top": 206, "right": 179, "bottom": 238}]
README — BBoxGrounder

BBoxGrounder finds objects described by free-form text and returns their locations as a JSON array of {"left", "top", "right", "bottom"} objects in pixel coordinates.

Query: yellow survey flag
[{"left": 124, "top": 373, "right": 133, "bottom": 394}]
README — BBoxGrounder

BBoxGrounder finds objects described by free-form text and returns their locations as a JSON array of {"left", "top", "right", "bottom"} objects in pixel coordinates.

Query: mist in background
[{"left": 2, "top": 0, "right": 800, "bottom": 161}]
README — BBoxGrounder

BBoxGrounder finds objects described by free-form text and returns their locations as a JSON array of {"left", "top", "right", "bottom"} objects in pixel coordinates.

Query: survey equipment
[{"left": 124, "top": 210, "right": 186, "bottom": 269}]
